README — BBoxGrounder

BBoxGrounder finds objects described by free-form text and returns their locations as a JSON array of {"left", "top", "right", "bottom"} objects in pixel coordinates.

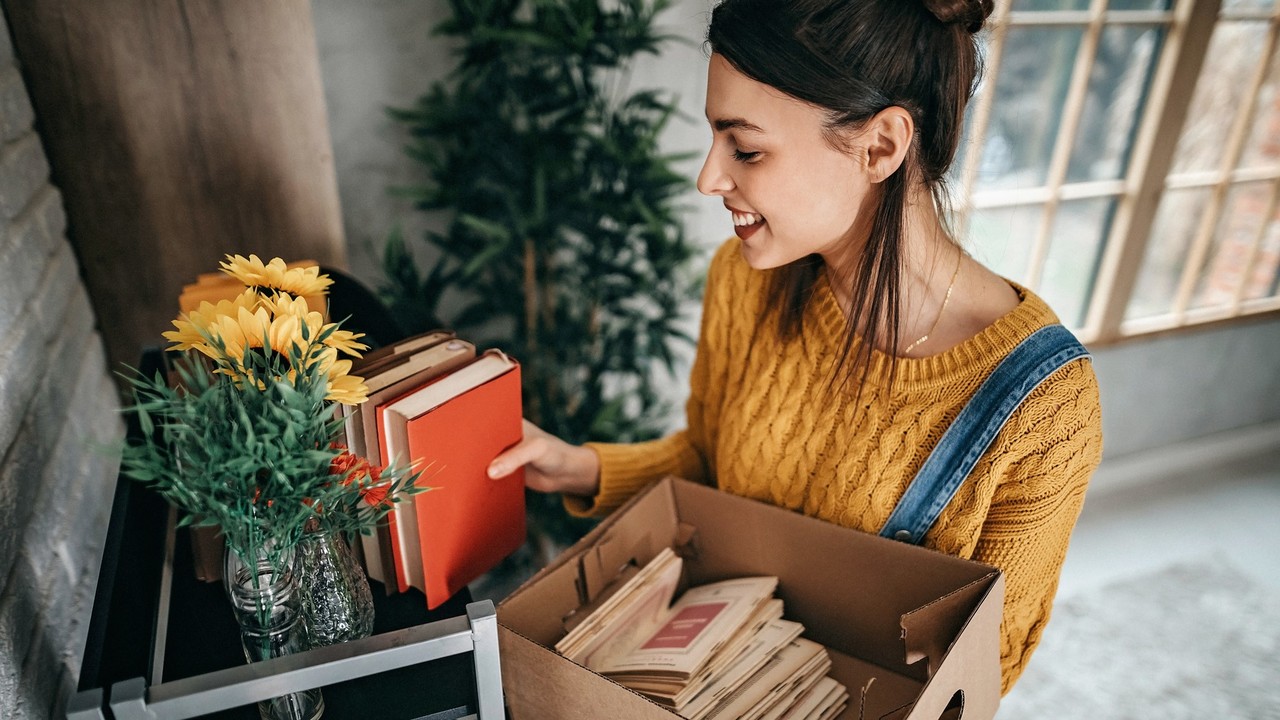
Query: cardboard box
[{"left": 497, "top": 477, "right": 1005, "bottom": 720}]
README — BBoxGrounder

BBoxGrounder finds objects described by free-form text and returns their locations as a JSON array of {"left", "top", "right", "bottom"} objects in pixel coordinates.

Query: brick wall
[{"left": 0, "top": 9, "right": 124, "bottom": 719}]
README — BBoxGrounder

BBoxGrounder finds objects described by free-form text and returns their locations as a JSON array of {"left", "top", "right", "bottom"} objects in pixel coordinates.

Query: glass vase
[
  {"left": 297, "top": 520, "right": 376, "bottom": 647},
  {"left": 223, "top": 545, "right": 325, "bottom": 720}
]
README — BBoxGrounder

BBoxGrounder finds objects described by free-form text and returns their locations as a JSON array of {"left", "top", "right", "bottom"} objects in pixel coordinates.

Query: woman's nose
[{"left": 697, "top": 148, "right": 732, "bottom": 197}]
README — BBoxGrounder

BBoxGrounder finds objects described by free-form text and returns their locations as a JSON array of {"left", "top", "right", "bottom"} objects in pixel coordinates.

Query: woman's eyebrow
[{"left": 710, "top": 117, "right": 765, "bottom": 134}]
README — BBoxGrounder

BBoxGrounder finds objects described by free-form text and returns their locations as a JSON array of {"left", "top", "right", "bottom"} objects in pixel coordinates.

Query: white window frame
[{"left": 954, "top": 0, "right": 1280, "bottom": 345}]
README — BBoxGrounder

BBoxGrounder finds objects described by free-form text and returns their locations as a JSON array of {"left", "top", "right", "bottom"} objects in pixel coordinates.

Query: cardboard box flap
[
  {"left": 499, "top": 558, "right": 583, "bottom": 645},
  {"left": 828, "top": 648, "right": 922, "bottom": 720},
  {"left": 900, "top": 572, "right": 1001, "bottom": 675},
  {"left": 500, "top": 625, "right": 679, "bottom": 718},
  {"left": 579, "top": 529, "right": 656, "bottom": 605},
  {"left": 895, "top": 572, "right": 1005, "bottom": 720}
]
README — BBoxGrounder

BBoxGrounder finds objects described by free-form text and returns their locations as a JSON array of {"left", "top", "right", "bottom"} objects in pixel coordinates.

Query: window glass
[
  {"left": 1170, "top": 22, "right": 1269, "bottom": 176},
  {"left": 1222, "top": 0, "right": 1277, "bottom": 11},
  {"left": 973, "top": 27, "right": 1084, "bottom": 191},
  {"left": 1191, "top": 182, "right": 1274, "bottom": 308},
  {"left": 1013, "top": 0, "right": 1089, "bottom": 10},
  {"left": 1042, "top": 198, "right": 1115, "bottom": 326},
  {"left": 1239, "top": 44, "right": 1280, "bottom": 170},
  {"left": 966, "top": 204, "right": 1043, "bottom": 283},
  {"left": 1127, "top": 188, "right": 1211, "bottom": 320},
  {"left": 1243, "top": 195, "right": 1280, "bottom": 301},
  {"left": 1108, "top": 0, "right": 1174, "bottom": 9},
  {"left": 1066, "top": 25, "right": 1165, "bottom": 182}
]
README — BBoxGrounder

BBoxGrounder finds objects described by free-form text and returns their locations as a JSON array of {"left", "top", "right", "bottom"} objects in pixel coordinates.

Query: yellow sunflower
[
  {"left": 259, "top": 293, "right": 367, "bottom": 359},
  {"left": 220, "top": 254, "right": 334, "bottom": 298},
  {"left": 163, "top": 289, "right": 262, "bottom": 357},
  {"left": 164, "top": 288, "right": 369, "bottom": 405},
  {"left": 315, "top": 349, "right": 370, "bottom": 405}
]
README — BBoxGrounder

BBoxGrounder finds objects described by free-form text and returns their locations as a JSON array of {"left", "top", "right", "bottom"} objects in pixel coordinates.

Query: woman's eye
[{"left": 732, "top": 149, "right": 761, "bottom": 163}]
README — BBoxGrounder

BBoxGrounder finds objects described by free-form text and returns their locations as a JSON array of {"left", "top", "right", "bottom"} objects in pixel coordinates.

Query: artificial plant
[{"left": 382, "top": 0, "right": 701, "bottom": 550}]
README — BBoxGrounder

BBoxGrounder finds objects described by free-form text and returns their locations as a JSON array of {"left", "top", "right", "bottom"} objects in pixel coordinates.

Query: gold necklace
[{"left": 902, "top": 253, "right": 962, "bottom": 356}]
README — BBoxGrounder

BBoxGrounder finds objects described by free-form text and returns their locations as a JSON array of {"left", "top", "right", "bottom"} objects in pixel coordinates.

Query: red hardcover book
[
  {"left": 380, "top": 350, "right": 526, "bottom": 607},
  {"left": 357, "top": 336, "right": 475, "bottom": 591}
]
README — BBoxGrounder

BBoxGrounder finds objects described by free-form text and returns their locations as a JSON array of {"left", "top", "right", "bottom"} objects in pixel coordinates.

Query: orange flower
[{"left": 329, "top": 444, "right": 392, "bottom": 508}]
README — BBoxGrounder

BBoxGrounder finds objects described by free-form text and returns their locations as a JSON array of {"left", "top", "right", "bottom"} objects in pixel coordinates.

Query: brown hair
[{"left": 707, "top": 0, "right": 992, "bottom": 391}]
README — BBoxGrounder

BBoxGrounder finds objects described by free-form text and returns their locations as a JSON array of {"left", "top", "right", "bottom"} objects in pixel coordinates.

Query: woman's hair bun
[{"left": 922, "top": 0, "right": 994, "bottom": 33}]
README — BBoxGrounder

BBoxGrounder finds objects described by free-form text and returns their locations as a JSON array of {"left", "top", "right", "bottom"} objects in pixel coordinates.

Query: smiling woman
[{"left": 488, "top": 0, "right": 1104, "bottom": 697}]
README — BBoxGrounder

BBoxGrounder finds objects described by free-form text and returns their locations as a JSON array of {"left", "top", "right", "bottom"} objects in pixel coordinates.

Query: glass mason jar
[
  {"left": 223, "top": 544, "right": 325, "bottom": 720},
  {"left": 297, "top": 519, "right": 376, "bottom": 647}
]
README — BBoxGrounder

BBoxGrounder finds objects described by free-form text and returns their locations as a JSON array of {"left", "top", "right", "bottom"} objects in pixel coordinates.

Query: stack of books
[
  {"left": 341, "top": 331, "right": 526, "bottom": 609},
  {"left": 556, "top": 548, "right": 849, "bottom": 719},
  {"left": 173, "top": 266, "right": 527, "bottom": 602}
]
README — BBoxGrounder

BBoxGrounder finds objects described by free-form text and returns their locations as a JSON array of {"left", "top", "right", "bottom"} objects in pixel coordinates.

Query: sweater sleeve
[
  {"left": 564, "top": 239, "right": 740, "bottom": 517},
  {"left": 969, "top": 358, "right": 1104, "bottom": 693}
]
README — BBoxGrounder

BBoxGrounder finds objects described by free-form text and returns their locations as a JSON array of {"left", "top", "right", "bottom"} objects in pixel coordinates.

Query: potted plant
[
  {"left": 382, "top": 0, "right": 702, "bottom": 561},
  {"left": 121, "top": 256, "right": 421, "bottom": 720}
]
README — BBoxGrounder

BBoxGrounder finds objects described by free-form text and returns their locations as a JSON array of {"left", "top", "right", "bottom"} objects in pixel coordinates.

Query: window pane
[
  {"left": 1239, "top": 43, "right": 1280, "bottom": 170},
  {"left": 1244, "top": 191, "right": 1280, "bottom": 301},
  {"left": 1170, "top": 22, "right": 1269, "bottom": 175},
  {"left": 966, "top": 204, "right": 1043, "bottom": 282},
  {"left": 1107, "top": 0, "right": 1173, "bottom": 9},
  {"left": 1127, "top": 188, "right": 1211, "bottom": 320},
  {"left": 1013, "top": 0, "right": 1089, "bottom": 10},
  {"left": 1042, "top": 198, "right": 1115, "bottom": 327},
  {"left": 1222, "top": 0, "right": 1276, "bottom": 11},
  {"left": 973, "top": 27, "right": 1084, "bottom": 191},
  {"left": 1066, "top": 25, "right": 1164, "bottom": 182},
  {"left": 1192, "top": 182, "right": 1274, "bottom": 309}
]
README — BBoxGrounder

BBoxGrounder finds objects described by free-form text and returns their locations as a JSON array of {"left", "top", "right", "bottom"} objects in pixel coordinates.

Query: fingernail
[{"left": 488, "top": 463, "right": 504, "bottom": 479}]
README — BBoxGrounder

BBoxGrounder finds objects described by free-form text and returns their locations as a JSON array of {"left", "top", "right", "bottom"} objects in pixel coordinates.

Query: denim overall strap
[{"left": 879, "top": 324, "right": 1090, "bottom": 544}]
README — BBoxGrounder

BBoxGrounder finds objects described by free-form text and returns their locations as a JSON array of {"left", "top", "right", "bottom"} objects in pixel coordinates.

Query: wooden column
[{"left": 4, "top": 0, "right": 347, "bottom": 371}]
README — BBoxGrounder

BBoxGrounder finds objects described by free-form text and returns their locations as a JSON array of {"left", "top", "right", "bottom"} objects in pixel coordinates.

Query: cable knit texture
[{"left": 566, "top": 238, "right": 1103, "bottom": 694}]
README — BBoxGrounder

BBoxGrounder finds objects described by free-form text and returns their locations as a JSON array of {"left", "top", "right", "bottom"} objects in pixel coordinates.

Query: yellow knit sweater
[{"left": 567, "top": 238, "right": 1103, "bottom": 693}]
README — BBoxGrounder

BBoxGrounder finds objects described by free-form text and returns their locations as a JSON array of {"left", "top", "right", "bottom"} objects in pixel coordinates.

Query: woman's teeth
[{"left": 733, "top": 211, "right": 764, "bottom": 227}]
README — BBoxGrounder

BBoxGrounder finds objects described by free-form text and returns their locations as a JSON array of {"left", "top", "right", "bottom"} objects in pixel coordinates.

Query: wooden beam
[
  {"left": 4, "top": 0, "right": 347, "bottom": 372},
  {"left": 1085, "top": 0, "right": 1221, "bottom": 342}
]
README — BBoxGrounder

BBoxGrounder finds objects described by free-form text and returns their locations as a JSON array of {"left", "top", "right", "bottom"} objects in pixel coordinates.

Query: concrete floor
[
  {"left": 997, "top": 421, "right": 1280, "bottom": 716},
  {"left": 1054, "top": 421, "right": 1280, "bottom": 601}
]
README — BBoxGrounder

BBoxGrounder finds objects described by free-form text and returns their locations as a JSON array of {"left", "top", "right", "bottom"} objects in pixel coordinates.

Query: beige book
[
  {"left": 738, "top": 654, "right": 829, "bottom": 720},
  {"left": 700, "top": 638, "right": 828, "bottom": 720},
  {"left": 777, "top": 677, "right": 847, "bottom": 720},
  {"left": 678, "top": 618, "right": 805, "bottom": 719},
  {"left": 631, "top": 600, "right": 786, "bottom": 706},
  {"left": 743, "top": 652, "right": 830, "bottom": 720},
  {"left": 816, "top": 700, "right": 848, "bottom": 720},
  {"left": 599, "top": 576, "right": 779, "bottom": 681},
  {"left": 556, "top": 548, "right": 684, "bottom": 667}
]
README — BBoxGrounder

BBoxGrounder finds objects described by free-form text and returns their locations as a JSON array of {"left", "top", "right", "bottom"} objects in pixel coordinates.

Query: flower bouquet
[{"left": 121, "top": 256, "right": 420, "bottom": 720}]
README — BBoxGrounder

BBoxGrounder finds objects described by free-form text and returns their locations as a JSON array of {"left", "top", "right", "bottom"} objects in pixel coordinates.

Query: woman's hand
[{"left": 487, "top": 419, "right": 600, "bottom": 498}]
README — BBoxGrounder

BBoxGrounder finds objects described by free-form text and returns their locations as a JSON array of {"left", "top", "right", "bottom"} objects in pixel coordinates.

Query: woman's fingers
[
  {"left": 486, "top": 419, "right": 600, "bottom": 497},
  {"left": 488, "top": 419, "right": 554, "bottom": 479}
]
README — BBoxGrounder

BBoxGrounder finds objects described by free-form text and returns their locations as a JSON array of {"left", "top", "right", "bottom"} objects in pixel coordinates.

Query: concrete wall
[
  {"left": 0, "top": 9, "right": 124, "bottom": 719},
  {"left": 1092, "top": 316, "right": 1280, "bottom": 459},
  {"left": 311, "top": 0, "right": 1280, "bottom": 465}
]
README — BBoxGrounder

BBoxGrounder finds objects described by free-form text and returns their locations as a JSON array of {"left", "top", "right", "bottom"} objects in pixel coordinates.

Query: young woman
[{"left": 488, "top": 0, "right": 1102, "bottom": 693}]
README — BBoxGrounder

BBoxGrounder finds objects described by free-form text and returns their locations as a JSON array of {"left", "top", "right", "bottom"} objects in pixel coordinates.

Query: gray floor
[
  {"left": 1054, "top": 425, "right": 1280, "bottom": 601},
  {"left": 998, "top": 423, "right": 1280, "bottom": 716}
]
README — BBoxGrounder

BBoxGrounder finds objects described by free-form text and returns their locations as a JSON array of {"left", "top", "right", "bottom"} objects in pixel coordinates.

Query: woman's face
[{"left": 698, "top": 54, "right": 876, "bottom": 271}]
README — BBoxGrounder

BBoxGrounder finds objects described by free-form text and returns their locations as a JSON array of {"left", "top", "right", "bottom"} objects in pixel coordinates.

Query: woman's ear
[{"left": 861, "top": 106, "right": 914, "bottom": 183}]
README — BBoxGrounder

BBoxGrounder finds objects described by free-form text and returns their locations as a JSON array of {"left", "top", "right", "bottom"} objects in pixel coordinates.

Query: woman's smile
[{"left": 727, "top": 204, "right": 766, "bottom": 240}]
